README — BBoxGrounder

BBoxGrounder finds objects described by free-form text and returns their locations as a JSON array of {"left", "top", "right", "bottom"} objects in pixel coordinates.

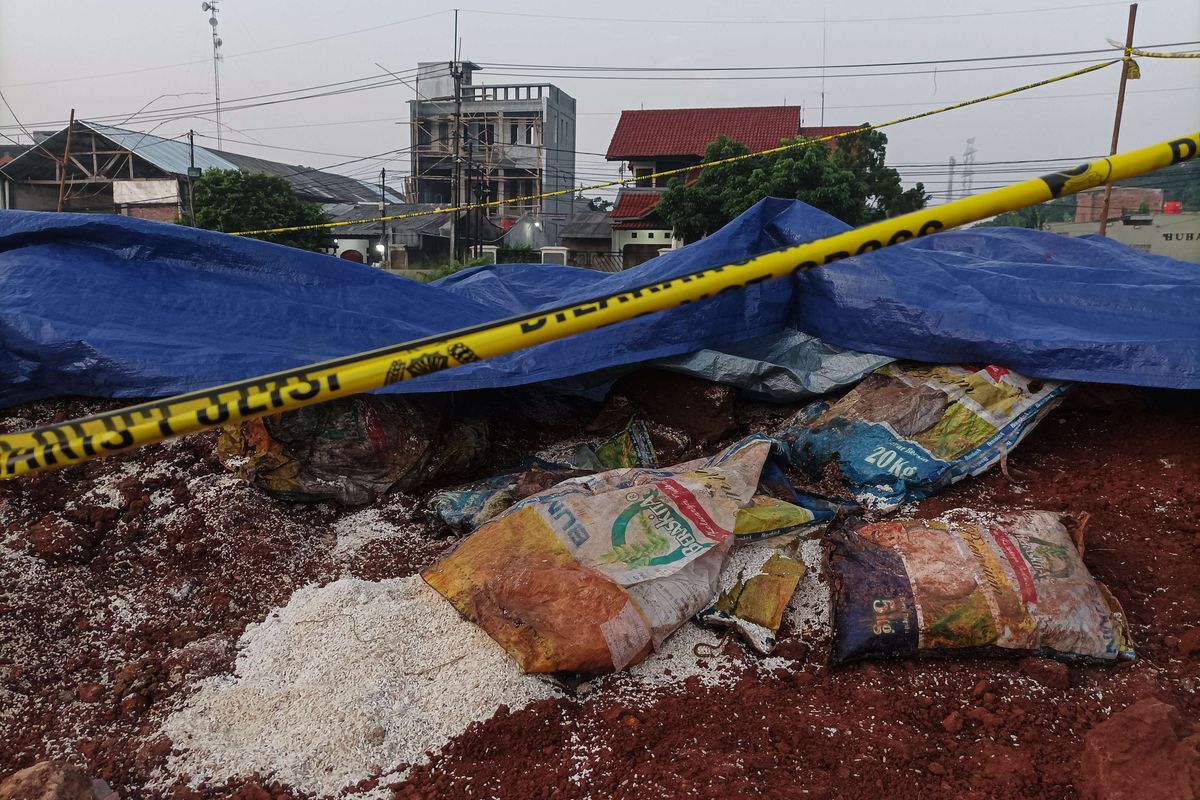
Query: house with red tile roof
[{"left": 605, "top": 105, "right": 855, "bottom": 267}]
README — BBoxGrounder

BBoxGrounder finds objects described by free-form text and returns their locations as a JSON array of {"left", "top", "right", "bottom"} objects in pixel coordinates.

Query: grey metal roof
[
  {"left": 560, "top": 209, "right": 612, "bottom": 239},
  {"left": 3, "top": 121, "right": 399, "bottom": 206},
  {"left": 215, "top": 150, "right": 399, "bottom": 205},
  {"left": 324, "top": 203, "right": 504, "bottom": 243},
  {"left": 87, "top": 123, "right": 240, "bottom": 174}
]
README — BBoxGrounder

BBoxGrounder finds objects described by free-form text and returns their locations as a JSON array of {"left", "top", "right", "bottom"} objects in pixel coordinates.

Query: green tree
[
  {"left": 657, "top": 129, "right": 927, "bottom": 242},
  {"left": 186, "top": 169, "right": 330, "bottom": 251},
  {"left": 831, "top": 128, "right": 929, "bottom": 223}
]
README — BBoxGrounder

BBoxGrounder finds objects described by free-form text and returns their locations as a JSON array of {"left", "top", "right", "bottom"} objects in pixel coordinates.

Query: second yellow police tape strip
[
  {"left": 231, "top": 59, "right": 1120, "bottom": 237},
  {"left": 2, "top": 131, "right": 1197, "bottom": 479}
]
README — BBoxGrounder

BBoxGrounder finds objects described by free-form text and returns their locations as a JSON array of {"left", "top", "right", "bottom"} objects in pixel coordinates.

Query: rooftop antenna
[
  {"left": 820, "top": 8, "right": 827, "bottom": 127},
  {"left": 201, "top": 0, "right": 224, "bottom": 148}
]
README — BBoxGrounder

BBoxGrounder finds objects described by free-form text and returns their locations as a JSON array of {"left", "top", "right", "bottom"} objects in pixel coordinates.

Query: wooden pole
[
  {"left": 56, "top": 109, "right": 75, "bottom": 212},
  {"left": 1098, "top": 3, "right": 1138, "bottom": 236}
]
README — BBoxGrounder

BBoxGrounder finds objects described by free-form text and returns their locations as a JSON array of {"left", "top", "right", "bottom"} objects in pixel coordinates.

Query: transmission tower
[{"left": 961, "top": 138, "right": 977, "bottom": 197}]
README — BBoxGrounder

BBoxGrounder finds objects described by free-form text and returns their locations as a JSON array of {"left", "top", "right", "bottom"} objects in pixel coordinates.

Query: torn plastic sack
[
  {"left": 698, "top": 552, "right": 807, "bottom": 654},
  {"left": 827, "top": 510, "right": 1134, "bottom": 664},
  {"left": 217, "top": 394, "right": 488, "bottom": 505},
  {"left": 593, "top": 419, "right": 658, "bottom": 469},
  {"left": 655, "top": 328, "right": 893, "bottom": 402},
  {"left": 426, "top": 461, "right": 591, "bottom": 532},
  {"left": 422, "top": 436, "right": 777, "bottom": 673},
  {"left": 735, "top": 457, "right": 852, "bottom": 543},
  {"left": 775, "top": 363, "right": 1066, "bottom": 511}
]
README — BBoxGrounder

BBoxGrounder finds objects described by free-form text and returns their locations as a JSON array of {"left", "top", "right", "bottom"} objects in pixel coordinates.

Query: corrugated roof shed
[
  {"left": 324, "top": 204, "right": 504, "bottom": 244},
  {"left": 2, "top": 121, "right": 400, "bottom": 206},
  {"left": 560, "top": 210, "right": 611, "bottom": 239},
  {"left": 87, "top": 123, "right": 240, "bottom": 173},
  {"left": 325, "top": 203, "right": 452, "bottom": 236}
]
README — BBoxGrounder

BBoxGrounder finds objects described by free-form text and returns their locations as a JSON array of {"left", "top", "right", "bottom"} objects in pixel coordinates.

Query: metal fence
[{"left": 567, "top": 251, "right": 624, "bottom": 272}]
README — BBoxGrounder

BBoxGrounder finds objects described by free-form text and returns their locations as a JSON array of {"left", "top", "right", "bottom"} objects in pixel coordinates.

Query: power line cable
[
  {"left": 477, "top": 41, "right": 1200, "bottom": 73},
  {"left": 482, "top": 57, "right": 1121, "bottom": 82},
  {"left": 0, "top": 68, "right": 422, "bottom": 131},
  {"left": 0, "top": 10, "right": 450, "bottom": 89},
  {"left": 461, "top": 2, "right": 1147, "bottom": 26}
]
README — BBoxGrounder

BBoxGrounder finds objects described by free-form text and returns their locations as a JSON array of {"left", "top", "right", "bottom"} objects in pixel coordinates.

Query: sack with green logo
[{"left": 423, "top": 436, "right": 780, "bottom": 673}]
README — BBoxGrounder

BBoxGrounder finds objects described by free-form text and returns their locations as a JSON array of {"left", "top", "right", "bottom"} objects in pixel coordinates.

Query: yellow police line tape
[
  {"left": 1128, "top": 45, "right": 1200, "bottom": 58},
  {"left": 2, "top": 131, "right": 1197, "bottom": 480},
  {"left": 231, "top": 59, "right": 1121, "bottom": 237}
]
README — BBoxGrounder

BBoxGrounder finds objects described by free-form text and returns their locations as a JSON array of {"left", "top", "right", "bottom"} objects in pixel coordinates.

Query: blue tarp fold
[{"left": 1, "top": 197, "right": 1197, "bottom": 407}]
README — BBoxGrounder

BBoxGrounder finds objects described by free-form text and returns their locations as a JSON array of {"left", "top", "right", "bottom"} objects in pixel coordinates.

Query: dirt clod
[{"left": 1078, "top": 698, "right": 1200, "bottom": 800}]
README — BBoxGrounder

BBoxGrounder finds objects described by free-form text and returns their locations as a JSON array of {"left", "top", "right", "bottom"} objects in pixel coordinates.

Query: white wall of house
[
  {"left": 1046, "top": 213, "right": 1200, "bottom": 263},
  {"left": 611, "top": 228, "right": 678, "bottom": 251}
]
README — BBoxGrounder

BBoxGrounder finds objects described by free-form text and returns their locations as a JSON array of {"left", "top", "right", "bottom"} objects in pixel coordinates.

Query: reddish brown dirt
[
  {"left": 393, "top": 396, "right": 1200, "bottom": 800},
  {"left": 0, "top": 399, "right": 447, "bottom": 799},
  {"left": 1, "top": 392, "right": 1197, "bottom": 799}
]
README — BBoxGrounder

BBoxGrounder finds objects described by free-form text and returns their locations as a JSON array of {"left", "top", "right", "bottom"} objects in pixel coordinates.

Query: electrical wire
[
  {"left": 0, "top": 68, "right": 422, "bottom": 132},
  {"left": 0, "top": 10, "right": 450, "bottom": 89},
  {"left": 477, "top": 42, "right": 1200, "bottom": 73},
  {"left": 482, "top": 57, "right": 1121, "bottom": 82},
  {"left": 461, "top": 2, "right": 1147, "bottom": 26}
]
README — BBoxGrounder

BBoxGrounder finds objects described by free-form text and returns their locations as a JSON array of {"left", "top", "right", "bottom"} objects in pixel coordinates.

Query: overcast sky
[{"left": 1, "top": 0, "right": 1197, "bottom": 202}]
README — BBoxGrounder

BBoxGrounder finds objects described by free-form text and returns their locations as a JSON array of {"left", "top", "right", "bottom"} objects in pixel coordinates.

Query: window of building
[
  {"left": 525, "top": 124, "right": 535, "bottom": 145},
  {"left": 634, "top": 168, "right": 652, "bottom": 188},
  {"left": 631, "top": 232, "right": 638, "bottom": 239},
  {"left": 510, "top": 123, "right": 519, "bottom": 145},
  {"left": 437, "top": 121, "right": 449, "bottom": 145},
  {"left": 648, "top": 232, "right": 655, "bottom": 239}
]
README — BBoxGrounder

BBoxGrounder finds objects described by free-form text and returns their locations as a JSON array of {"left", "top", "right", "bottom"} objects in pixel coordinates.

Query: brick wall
[
  {"left": 127, "top": 204, "right": 180, "bottom": 223},
  {"left": 1075, "top": 187, "right": 1163, "bottom": 223}
]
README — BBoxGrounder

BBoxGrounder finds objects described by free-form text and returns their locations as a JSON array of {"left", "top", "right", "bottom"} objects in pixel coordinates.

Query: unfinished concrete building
[{"left": 408, "top": 61, "right": 577, "bottom": 245}]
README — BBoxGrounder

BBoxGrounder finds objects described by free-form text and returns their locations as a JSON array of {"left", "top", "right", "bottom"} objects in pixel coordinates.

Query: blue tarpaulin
[{"left": 1, "top": 197, "right": 1197, "bottom": 408}]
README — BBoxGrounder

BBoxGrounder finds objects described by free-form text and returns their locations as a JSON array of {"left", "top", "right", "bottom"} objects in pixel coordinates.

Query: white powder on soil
[
  {"left": 157, "top": 575, "right": 558, "bottom": 797},
  {"left": 157, "top": 537, "right": 833, "bottom": 796},
  {"left": 331, "top": 497, "right": 421, "bottom": 559}
]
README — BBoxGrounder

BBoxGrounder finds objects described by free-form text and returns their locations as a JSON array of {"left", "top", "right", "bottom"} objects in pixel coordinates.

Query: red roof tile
[
  {"left": 607, "top": 106, "right": 804, "bottom": 160},
  {"left": 611, "top": 219, "right": 668, "bottom": 230},
  {"left": 611, "top": 191, "right": 662, "bottom": 220}
]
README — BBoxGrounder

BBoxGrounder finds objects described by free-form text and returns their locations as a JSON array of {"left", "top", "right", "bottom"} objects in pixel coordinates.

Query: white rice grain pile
[{"left": 158, "top": 575, "right": 558, "bottom": 797}]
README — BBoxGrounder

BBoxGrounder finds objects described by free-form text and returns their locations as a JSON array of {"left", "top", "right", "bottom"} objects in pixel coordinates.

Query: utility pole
[
  {"left": 379, "top": 167, "right": 387, "bottom": 266},
  {"left": 56, "top": 109, "right": 75, "bottom": 212},
  {"left": 947, "top": 156, "right": 957, "bottom": 203},
  {"left": 1099, "top": 3, "right": 1138, "bottom": 236},
  {"left": 820, "top": 10, "right": 827, "bottom": 128},
  {"left": 186, "top": 129, "right": 199, "bottom": 226},
  {"left": 449, "top": 9, "right": 462, "bottom": 263},
  {"left": 465, "top": 139, "right": 474, "bottom": 259},
  {"left": 961, "top": 140, "right": 976, "bottom": 197}
]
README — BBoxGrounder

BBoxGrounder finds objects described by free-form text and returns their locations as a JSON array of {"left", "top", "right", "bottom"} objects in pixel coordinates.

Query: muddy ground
[{"left": 1, "top": 388, "right": 1197, "bottom": 799}]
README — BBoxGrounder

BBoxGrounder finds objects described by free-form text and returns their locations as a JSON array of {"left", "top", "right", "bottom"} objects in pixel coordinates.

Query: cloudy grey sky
[{"left": 2, "top": 0, "right": 1197, "bottom": 201}]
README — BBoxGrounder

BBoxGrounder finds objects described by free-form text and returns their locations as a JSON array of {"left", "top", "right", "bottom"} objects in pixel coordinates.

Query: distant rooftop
[
  {"left": 606, "top": 106, "right": 855, "bottom": 160},
  {"left": 2, "top": 121, "right": 401, "bottom": 206},
  {"left": 610, "top": 191, "right": 661, "bottom": 220}
]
